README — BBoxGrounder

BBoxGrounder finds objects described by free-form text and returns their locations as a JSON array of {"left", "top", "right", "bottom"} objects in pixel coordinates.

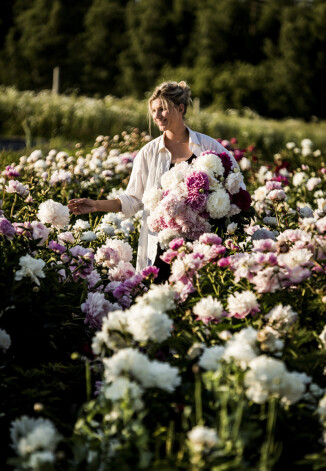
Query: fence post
[
  {"left": 52, "top": 67, "right": 60, "bottom": 94},
  {"left": 193, "top": 97, "right": 200, "bottom": 115}
]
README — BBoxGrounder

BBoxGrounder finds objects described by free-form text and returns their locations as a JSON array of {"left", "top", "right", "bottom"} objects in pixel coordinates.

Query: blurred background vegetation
[{"left": 1, "top": 0, "right": 326, "bottom": 156}]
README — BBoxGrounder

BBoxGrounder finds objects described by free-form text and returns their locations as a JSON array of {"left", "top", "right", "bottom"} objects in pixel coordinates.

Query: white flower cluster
[
  {"left": 37, "top": 199, "right": 70, "bottom": 229},
  {"left": 17, "top": 144, "right": 136, "bottom": 187},
  {"left": 199, "top": 327, "right": 259, "bottom": 371},
  {"left": 244, "top": 355, "right": 306, "bottom": 405},
  {"left": 264, "top": 304, "right": 298, "bottom": 333},
  {"left": 95, "top": 238, "right": 133, "bottom": 268},
  {"left": 10, "top": 416, "right": 61, "bottom": 465},
  {"left": 102, "top": 377, "right": 144, "bottom": 411},
  {"left": 187, "top": 425, "right": 219, "bottom": 453},
  {"left": 92, "top": 283, "right": 176, "bottom": 348},
  {"left": 102, "top": 347, "right": 181, "bottom": 393}
]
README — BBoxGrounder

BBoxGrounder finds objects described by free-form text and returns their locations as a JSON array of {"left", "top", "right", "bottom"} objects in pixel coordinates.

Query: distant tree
[
  {"left": 0, "top": 0, "right": 91, "bottom": 91},
  {"left": 119, "top": 0, "right": 179, "bottom": 96},
  {"left": 81, "top": 0, "right": 128, "bottom": 96},
  {"left": 0, "top": 0, "right": 15, "bottom": 49},
  {"left": 262, "top": 2, "right": 320, "bottom": 118}
]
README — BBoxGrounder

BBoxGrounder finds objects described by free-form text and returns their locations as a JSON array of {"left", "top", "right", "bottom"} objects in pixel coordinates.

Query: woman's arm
[{"left": 68, "top": 198, "right": 121, "bottom": 215}]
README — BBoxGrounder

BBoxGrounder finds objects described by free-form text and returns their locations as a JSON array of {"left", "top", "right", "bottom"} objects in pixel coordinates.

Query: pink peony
[
  {"left": 199, "top": 233, "right": 222, "bottom": 245},
  {"left": 0, "top": 217, "right": 16, "bottom": 240}
]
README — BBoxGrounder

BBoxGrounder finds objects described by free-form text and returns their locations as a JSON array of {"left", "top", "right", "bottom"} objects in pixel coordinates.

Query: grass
[{"left": 1, "top": 86, "right": 326, "bottom": 163}]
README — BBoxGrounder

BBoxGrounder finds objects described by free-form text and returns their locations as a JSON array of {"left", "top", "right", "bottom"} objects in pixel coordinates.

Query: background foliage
[{"left": 1, "top": 0, "right": 326, "bottom": 119}]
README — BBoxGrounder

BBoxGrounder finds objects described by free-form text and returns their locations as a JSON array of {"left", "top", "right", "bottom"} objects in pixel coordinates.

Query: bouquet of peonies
[{"left": 144, "top": 150, "right": 251, "bottom": 247}]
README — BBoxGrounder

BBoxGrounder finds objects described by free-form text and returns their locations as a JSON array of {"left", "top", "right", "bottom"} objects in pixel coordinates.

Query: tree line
[{"left": 1, "top": 0, "right": 326, "bottom": 119}]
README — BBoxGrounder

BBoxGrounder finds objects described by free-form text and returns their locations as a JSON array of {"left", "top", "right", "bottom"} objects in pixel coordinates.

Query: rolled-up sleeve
[{"left": 117, "top": 149, "right": 146, "bottom": 218}]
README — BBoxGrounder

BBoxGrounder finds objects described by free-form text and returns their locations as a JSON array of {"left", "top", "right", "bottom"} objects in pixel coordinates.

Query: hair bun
[{"left": 178, "top": 81, "right": 187, "bottom": 89}]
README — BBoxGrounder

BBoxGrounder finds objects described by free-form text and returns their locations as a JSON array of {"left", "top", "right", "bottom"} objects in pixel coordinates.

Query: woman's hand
[{"left": 68, "top": 198, "right": 98, "bottom": 215}]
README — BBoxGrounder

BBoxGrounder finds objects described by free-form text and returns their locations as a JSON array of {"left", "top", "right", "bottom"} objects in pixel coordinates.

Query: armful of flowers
[{"left": 143, "top": 150, "right": 251, "bottom": 247}]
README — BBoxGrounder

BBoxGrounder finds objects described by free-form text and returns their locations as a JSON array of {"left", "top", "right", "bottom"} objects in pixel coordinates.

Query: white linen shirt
[{"left": 117, "top": 127, "right": 239, "bottom": 272}]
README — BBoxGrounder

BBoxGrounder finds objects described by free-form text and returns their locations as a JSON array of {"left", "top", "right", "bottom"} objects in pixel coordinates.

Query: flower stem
[
  {"left": 10, "top": 193, "right": 18, "bottom": 219},
  {"left": 259, "top": 397, "right": 277, "bottom": 471}
]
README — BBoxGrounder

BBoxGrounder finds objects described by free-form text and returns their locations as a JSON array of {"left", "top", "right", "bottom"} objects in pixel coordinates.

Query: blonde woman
[{"left": 68, "top": 81, "right": 237, "bottom": 278}]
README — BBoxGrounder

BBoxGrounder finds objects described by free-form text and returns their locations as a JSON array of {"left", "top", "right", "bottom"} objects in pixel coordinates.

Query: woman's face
[{"left": 151, "top": 98, "right": 183, "bottom": 132}]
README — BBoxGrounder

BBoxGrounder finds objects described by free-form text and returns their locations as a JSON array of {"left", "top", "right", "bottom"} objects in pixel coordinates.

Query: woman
[{"left": 68, "top": 81, "right": 238, "bottom": 278}]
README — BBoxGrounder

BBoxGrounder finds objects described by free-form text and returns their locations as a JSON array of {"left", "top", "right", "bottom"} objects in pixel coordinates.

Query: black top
[{"left": 169, "top": 153, "right": 197, "bottom": 169}]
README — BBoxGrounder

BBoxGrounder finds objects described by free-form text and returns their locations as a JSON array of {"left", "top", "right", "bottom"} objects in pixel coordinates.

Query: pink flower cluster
[
  {"left": 225, "top": 230, "right": 325, "bottom": 293},
  {"left": 147, "top": 150, "right": 251, "bottom": 243},
  {"left": 161, "top": 234, "right": 226, "bottom": 302},
  {"left": 61, "top": 245, "right": 95, "bottom": 282}
]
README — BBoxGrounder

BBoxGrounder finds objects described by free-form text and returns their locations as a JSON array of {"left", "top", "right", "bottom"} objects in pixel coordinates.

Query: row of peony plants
[{"left": 0, "top": 133, "right": 326, "bottom": 470}]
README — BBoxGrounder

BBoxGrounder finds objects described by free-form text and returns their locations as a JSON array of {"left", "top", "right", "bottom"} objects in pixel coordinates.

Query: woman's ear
[{"left": 179, "top": 103, "right": 185, "bottom": 115}]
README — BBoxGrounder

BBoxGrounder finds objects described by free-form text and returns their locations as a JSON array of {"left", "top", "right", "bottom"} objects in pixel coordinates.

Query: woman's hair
[{"left": 148, "top": 81, "right": 192, "bottom": 128}]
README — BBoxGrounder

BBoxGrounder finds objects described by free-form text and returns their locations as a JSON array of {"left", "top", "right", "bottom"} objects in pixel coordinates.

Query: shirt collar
[
  {"left": 187, "top": 127, "right": 200, "bottom": 146},
  {"left": 158, "top": 133, "right": 167, "bottom": 152},
  {"left": 158, "top": 126, "right": 199, "bottom": 152}
]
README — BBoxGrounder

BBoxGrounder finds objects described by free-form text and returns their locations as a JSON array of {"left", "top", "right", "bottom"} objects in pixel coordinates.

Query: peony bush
[{"left": 0, "top": 133, "right": 326, "bottom": 470}]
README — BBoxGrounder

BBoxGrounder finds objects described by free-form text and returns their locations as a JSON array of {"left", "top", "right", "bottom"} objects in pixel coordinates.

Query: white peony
[
  {"left": 161, "top": 161, "right": 189, "bottom": 190},
  {"left": 226, "top": 222, "right": 238, "bottom": 234},
  {"left": 136, "top": 283, "right": 176, "bottom": 312},
  {"left": 227, "top": 291, "right": 260, "bottom": 318},
  {"left": 15, "top": 254, "right": 46, "bottom": 286},
  {"left": 316, "top": 198, "right": 326, "bottom": 214},
  {"left": 193, "top": 296, "right": 223, "bottom": 320},
  {"left": 127, "top": 305, "right": 173, "bottom": 343},
  {"left": 239, "top": 157, "right": 251, "bottom": 171},
  {"left": 73, "top": 219, "right": 91, "bottom": 231},
  {"left": 253, "top": 185, "right": 269, "bottom": 202},
  {"left": 81, "top": 231, "right": 97, "bottom": 242},
  {"left": 0, "top": 328, "right": 11, "bottom": 352},
  {"left": 278, "top": 248, "right": 313, "bottom": 268},
  {"left": 37, "top": 199, "right": 70, "bottom": 229},
  {"left": 103, "top": 377, "right": 144, "bottom": 410},
  {"left": 142, "top": 187, "right": 163, "bottom": 211},
  {"left": 225, "top": 171, "right": 244, "bottom": 194},
  {"left": 10, "top": 416, "right": 60, "bottom": 457},
  {"left": 244, "top": 355, "right": 305, "bottom": 404},
  {"left": 198, "top": 345, "right": 225, "bottom": 370},
  {"left": 306, "top": 177, "right": 321, "bottom": 191},
  {"left": 147, "top": 360, "right": 181, "bottom": 392},
  {"left": 264, "top": 304, "right": 298, "bottom": 332},
  {"left": 292, "top": 172, "right": 308, "bottom": 187},
  {"left": 5, "top": 180, "right": 30, "bottom": 198},
  {"left": 188, "top": 425, "right": 219, "bottom": 452},
  {"left": 193, "top": 153, "right": 225, "bottom": 178},
  {"left": 207, "top": 189, "right": 231, "bottom": 219},
  {"left": 103, "top": 348, "right": 181, "bottom": 392},
  {"left": 158, "top": 228, "right": 181, "bottom": 248}
]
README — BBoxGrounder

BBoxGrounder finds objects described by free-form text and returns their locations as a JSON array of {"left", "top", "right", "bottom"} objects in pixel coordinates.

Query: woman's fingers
[{"left": 68, "top": 198, "right": 83, "bottom": 214}]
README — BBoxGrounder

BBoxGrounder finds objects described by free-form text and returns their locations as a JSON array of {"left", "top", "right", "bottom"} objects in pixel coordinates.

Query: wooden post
[
  {"left": 52, "top": 66, "right": 60, "bottom": 94},
  {"left": 193, "top": 97, "right": 200, "bottom": 115}
]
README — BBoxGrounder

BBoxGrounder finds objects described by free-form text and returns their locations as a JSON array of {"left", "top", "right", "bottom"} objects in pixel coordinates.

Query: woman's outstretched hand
[{"left": 68, "top": 198, "right": 98, "bottom": 215}]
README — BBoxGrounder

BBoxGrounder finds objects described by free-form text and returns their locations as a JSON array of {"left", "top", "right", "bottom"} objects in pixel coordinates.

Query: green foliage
[{"left": 1, "top": 0, "right": 326, "bottom": 118}]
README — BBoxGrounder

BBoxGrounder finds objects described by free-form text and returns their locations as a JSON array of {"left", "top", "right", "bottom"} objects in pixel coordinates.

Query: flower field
[{"left": 1, "top": 129, "right": 326, "bottom": 470}]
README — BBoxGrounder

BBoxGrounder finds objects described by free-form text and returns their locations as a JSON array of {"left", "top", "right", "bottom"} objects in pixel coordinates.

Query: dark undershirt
[{"left": 153, "top": 153, "right": 197, "bottom": 284}]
